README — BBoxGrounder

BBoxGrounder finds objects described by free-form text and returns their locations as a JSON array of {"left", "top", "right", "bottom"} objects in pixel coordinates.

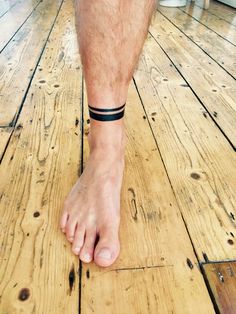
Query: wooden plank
[
  {"left": 196, "top": 0, "right": 236, "bottom": 26},
  {"left": 134, "top": 34, "right": 236, "bottom": 261},
  {"left": 0, "top": 0, "right": 82, "bottom": 312},
  {"left": 179, "top": 2, "right": 236, "bottom": 45},
  {"left": 149, "top": 11, "right": 236, "bottom": 148},
  {"left": 0, "top": 0, "right": 41, "bottom": 51},
  {"left": 0, "top": 127, "right": 12, "bottom": 160},
  {"left": 202, "top": 262, "right": 236, "bottom": 313},
  {"left": 81, "top": 81, "right": 215, "bottom": 313},
  {"left": 0, "top": 0, "right": 18, "bottom": 18},
  {"left": 0, "top": 0, "right": 63, "bottom": 127},
  {"left": 158, "top": 6, "right": 236, "bottom": 78}
]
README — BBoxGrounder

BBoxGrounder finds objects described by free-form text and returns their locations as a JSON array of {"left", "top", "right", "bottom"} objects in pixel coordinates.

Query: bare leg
[{"left": 60, "top": 0, "right": 156, "bottom": 267}]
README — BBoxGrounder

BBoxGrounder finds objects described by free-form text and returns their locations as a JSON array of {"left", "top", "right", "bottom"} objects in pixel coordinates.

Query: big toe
[{"left": 94, "top": 227, "right": 120, "bottom": 267}]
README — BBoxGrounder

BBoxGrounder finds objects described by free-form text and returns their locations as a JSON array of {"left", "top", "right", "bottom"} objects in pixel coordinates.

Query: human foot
[{"left": 60, "top": 122, "right": 125, "bottom": 267}]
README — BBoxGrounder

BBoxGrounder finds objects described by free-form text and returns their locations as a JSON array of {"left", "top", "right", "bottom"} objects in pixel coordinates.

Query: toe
[
  {"left": 72, "top": 225, "right": 85, "bottom": 255},
  {"left": 65, "top": 216, "right": 77, "bottom": 243},
  {"left": 60, "top": 211, "right": 69, "bottom": 233},
  {"left": 94, "top": 226, "right": 120, "bottom": 267},
  {"left": 79, "top": 228, "right": 97, "bottom": 264}
]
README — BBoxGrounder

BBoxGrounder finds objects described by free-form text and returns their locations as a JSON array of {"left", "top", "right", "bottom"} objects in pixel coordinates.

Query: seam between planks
[
  {"left": 148, "top": 30, "right": 236, "bottom": 152},
  {"left": 0, "top": 0, "right": 18, "bottom": 19},
  {"left": 176, "top": 6, "right": 236, "bottom": 47},
  {"left": 158, "top": 9, "right": 236, "bottom": 79},
  {"left": 0, "top": 0, "right": 43, "bottom": 54},
  {"left": 133, "top": 76, "right": 221, "bottom": 313},
  {"left": 0, "top": 0, "right": 65, "bottom": 165},
  {"left": 186, "top": 1, "right": 236, "bottom": 26}
]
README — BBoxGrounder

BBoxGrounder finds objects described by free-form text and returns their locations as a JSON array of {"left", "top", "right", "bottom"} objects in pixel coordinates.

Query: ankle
[{"left": 88, "top": 120, "right": 126, "bottom": 155}]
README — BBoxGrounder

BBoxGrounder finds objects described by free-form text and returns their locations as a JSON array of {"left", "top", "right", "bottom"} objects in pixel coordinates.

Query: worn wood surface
[
  {"left": 134, "top": 34, "right": 236, "bottom": 262},
  {"left": 81, "top": 82, "right": 215, "bottom": 313},
  {"left": 0, "top": 0, "right": 82, "bottom": 312},
  {"left": 180, "top": 2, "right": 236, "bottom": 45},
  {"left": 0, "top": 128, "right": 12, "bottom": 160},
  {"left": 150, "top": 11, "right": 236, "bottom": 148},
  {"left": 205, "top": 0, "right": 236, "bottom": 25},
  {"left": 158, "top": 6, "right": 236, "bottom": 78},
  {"left": 202, "top": 262, "right": 236, "bottom": 314},
  {"left": 0, "top": 0, "right": 63, "bottom": 127},
  {"left": 0, "top": 0, "right": 41, "bottom": 51}
]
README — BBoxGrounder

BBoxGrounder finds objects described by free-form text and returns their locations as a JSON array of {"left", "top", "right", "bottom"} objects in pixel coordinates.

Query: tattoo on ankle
[{"left": 88, "top": 103, "right": 126, "bottom": 121}]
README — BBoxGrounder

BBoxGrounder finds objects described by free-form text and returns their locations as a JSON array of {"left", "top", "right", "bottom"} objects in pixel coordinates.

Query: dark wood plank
[{"left": 202, "top": 261, "right": 236, "bottom": 314}]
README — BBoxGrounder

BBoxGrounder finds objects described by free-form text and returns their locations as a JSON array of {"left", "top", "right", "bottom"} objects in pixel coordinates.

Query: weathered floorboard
[
  {"left": 204, "top": 0, "right": 236, "bottom": 25},
  {"left": 202, "top": 261, "right": 236, "bottom": 314},
  {"left": 158, "top": 6, "right": 236, "bottom": 78},
  {"left": 149, "top": 11, "right": 236, "bottom": 148},
  {"left": 134, "top": 34, "right": 236, "bottom": 262},
  {"left": 180, "top": 2, "right": 236, "bottom": 45},
  {"left": 0, "top": 0, "right": 41, "bottom": 51},
  {"left": 0, "top": 0, "right": 63, "bottom": 127},
  {"left": 0, "top": 128, "right": 12, "bottom": 160},
  {"left": 0, "top": 0, "right": 82, "bottom": 312}
]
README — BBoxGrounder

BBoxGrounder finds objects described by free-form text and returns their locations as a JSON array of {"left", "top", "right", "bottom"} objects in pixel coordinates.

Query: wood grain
[
  {"left": 0, "top": 0, "right": 82, "bottom": 312},
  {"left": 202, "top": 262, "right": 236, "bottom": 313},
  {"left": 80, "top": 81, "right": 215, "bottom": 313},
  {"left": 158, "top": 6, "right": 236, "bottom": 78},
  {"left": 149, "top": 11, "right": 236, "bottom": 148},
  {"left": 134, "top": 34, "right": 236, "bottom": 262},
  {"left": 0, "top": 0, "right": 63, "bottom": 127},
  {"left": 0, "top": 127, "right": 12, "bottom": 160}
]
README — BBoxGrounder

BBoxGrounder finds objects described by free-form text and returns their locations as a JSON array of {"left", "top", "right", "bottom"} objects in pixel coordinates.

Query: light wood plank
[
  {"left": 158, "top": 6, "right": 236, "bottom": 78},
  {"left": 0, "top": 0, "right": 41, "bottom": 51},
  {"left": 179, "top": 2, "right": 236, "bottom": 45},
  {"left": 202, "top": 262, "right": 236, "bottom": 313},
  {"left": 0, "top": 0, "right": 18, "bottom": 18},
  {"left": 149, "top": 11, "right": 236, "bottom": 148},
  {"left": 0, "top": 0, "right": 63, "bottom": 127},
  {"left": 0, "top": 0, "right": 82, "bottom": 312},
  {"left": 81, "top": 81, "right": 215, "bottom": 313},
  {"left": 196, "top": 0, "right": 236, "bottom": 25},
  {"left": 134, "top": 34, "right": 236, "bottom": 261},
  {"left": 0, "top": 127, "right": 12, "bottom": 160}
]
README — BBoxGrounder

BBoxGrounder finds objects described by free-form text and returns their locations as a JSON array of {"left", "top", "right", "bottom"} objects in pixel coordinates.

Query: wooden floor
[{"left": 0, "top": 0, "right": 236, "bottom": 312}]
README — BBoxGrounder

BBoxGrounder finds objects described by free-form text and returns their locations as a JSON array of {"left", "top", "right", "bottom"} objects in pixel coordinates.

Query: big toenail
[{"left": 97, "top": 249, "right": 111, "bottom": 260}]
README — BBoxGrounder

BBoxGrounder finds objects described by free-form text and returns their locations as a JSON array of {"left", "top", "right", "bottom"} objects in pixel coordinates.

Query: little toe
[
  {"left": 72, "top": 225, "right": 85, "bottom": 255},
  {"left": 65, "top": 216, "right": 77, "bottom": 243},
  {"left": 79, "top": 229, "right": 97, "bottom": 264},
  {"left": 94, "top": 227, "right": 120, "bottom": 267}
]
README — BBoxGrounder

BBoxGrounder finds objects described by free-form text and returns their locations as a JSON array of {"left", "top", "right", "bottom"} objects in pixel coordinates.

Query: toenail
[
  {"left": 83, "top": 253, "right": 92, "bottom": 263},
  {"left": 97, "top": 249, "right": 111, "bottom": 260},
  {"left": 73, "top": 247, "right": 81, "bottom": 254}
]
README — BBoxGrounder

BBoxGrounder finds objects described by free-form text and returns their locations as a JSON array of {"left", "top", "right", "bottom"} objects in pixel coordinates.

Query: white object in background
[
  {"left": 159, "top": 0, "right": 187, "bottom": 7},
  {"left": 217, "top": 0, "right": 236, "bottom": 8}
]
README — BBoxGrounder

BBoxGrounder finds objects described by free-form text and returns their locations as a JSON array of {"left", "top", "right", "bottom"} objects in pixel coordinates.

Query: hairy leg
[{"left": 60, "top": 0, "right": 156, "bottom": 267}]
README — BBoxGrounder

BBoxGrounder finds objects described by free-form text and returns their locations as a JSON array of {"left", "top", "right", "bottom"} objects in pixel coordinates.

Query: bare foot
[{"left": 60, "top": 122, "right": 125, "bottom": 267}]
